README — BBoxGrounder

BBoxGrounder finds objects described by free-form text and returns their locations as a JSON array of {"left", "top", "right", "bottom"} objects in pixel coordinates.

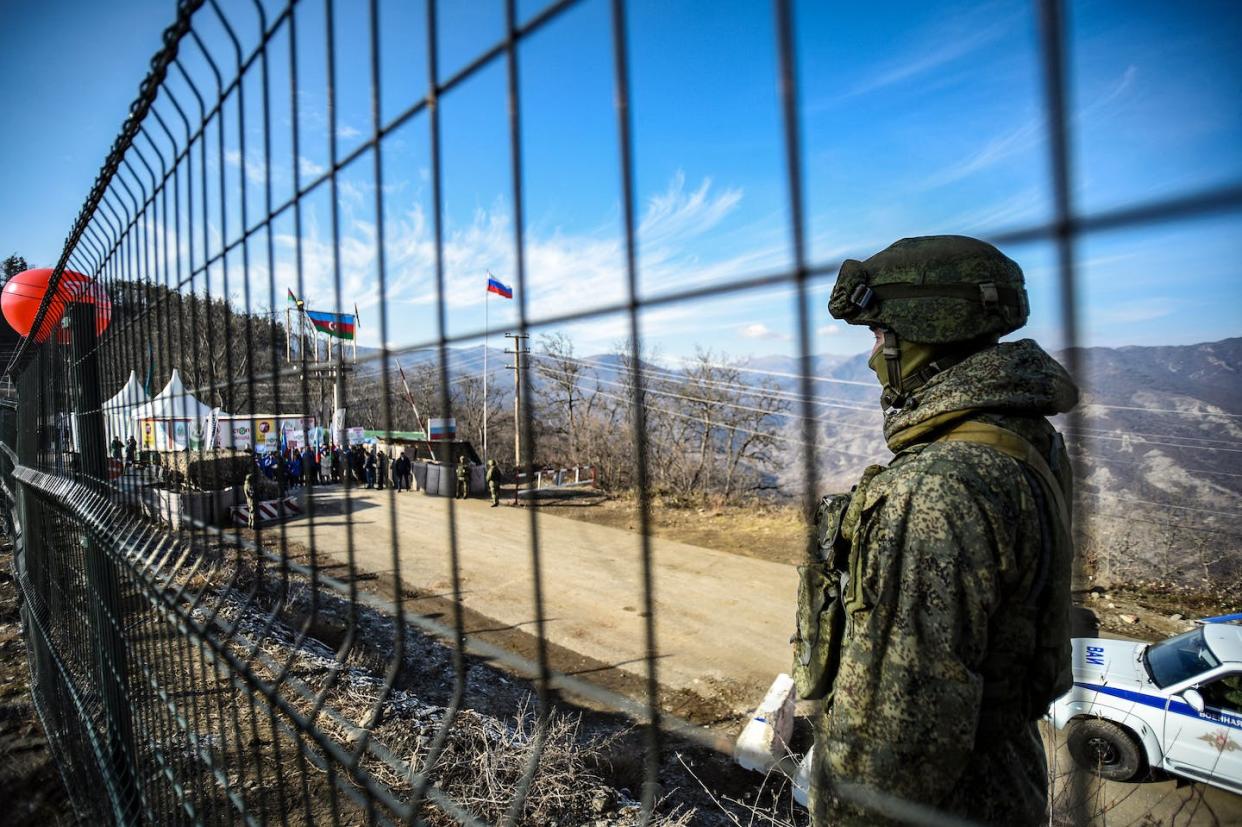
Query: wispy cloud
[
  {"left": 638, "top": 171, "right": 742, "bottom": 247},
  {"left": 1095, "top": 297, "right": 1179, "bottom": 324},
  {"left": 223, "top": 148, "right": 266, "bottom": 186},
  {"left": 253, "top": 173, "right": 755, "bottom": 348},
  {"left": 918, "top": 65, "right": 1139, "bottom": 192},
  {"left": 223, "top": 148, "right": 330, "bottom": 186},
  {"left": 740, "top": 322, "right": 789, "bottom": 341},
  {"left": 299, "top": 156, "right": 327, "bottom": 178},
  {"left": 919, "top": 117, "right": 1044, "bottom": 189},
  {"left": 806, "top": 5, "right": 1016, "bottom": 112}
]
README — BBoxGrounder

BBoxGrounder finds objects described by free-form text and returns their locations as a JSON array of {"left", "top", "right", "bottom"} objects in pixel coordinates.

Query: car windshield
[{"left": 1144, "top": 628, "right": 1222, "bottom": 688}]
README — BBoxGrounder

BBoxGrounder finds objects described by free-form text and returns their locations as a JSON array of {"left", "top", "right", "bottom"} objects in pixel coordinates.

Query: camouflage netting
[{"left": 157, "top": 450, "right": 253, "bottom": 491}]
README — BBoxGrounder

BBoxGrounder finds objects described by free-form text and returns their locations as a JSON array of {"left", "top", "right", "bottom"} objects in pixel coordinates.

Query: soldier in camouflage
[
  {"left": 800, "top": 236, "right": 1077, "bottom": 826},
  {"left": 486, "top": 459, "right": 501, "bottom": 507},
  {"left": 455, "top": 455, "right": 470, "bottom": 500},
  {"left": 243, "top": 464, "right": 259, "bottom": 530}
]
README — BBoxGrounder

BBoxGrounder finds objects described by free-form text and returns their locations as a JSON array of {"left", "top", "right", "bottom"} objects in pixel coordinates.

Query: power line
[
  {"left": 1064, "top": 430, "right": 1242, "bottom": 455},
  {"left": 1079, "top": 402, "right": 1242, "bottom": 420},
  {"left": 528, "top": 350, "right": 876, "bottom": 414},
  {"left": 1067, "top": 449, "right": 1242, "bottom": 480},
  {"left": 530, "top": 355, "right": 880, "bottom": 433},
  {"left": 582, "top": 384, "right": 883, "bottom": 462},
  {"left": 1079, "top": 490, "right": 1242, "bottom": 518},
  {"left": 1086, "top": 510, "right": 1242, "bottom": 540},
  {"left": 671, "top": 355, "right": 875, "bottom": 388},
  {"left": 1068, "top": 423, "right": 1242, "bottom": 446}
]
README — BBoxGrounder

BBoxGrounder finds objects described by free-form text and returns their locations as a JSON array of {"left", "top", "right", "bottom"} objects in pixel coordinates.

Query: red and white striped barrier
[{"left": 229, "top": 496, "right": 304, "bottom": 526}]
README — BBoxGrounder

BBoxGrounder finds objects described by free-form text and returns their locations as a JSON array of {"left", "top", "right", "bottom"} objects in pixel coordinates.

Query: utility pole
[{"left": 504, "top": 333, "right": 529, "bottom": 472}]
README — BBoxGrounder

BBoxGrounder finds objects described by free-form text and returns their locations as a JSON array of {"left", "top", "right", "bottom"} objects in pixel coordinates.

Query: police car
[{"left": 1048, "top": 613, "right": 1242, "bottom": 794}]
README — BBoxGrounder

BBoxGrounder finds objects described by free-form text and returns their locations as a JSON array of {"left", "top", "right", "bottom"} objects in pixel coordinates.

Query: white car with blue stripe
[{"left": 1048, "top": 613, "right": 1242, "bottom": 794}]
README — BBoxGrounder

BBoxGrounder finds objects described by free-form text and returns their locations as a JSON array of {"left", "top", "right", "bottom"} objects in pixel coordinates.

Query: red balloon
[{"left": 1, "top": 268, "right": 111, "bottom": 343}]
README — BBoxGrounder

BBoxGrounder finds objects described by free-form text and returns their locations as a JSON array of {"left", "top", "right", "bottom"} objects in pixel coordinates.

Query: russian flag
[{"left": 486, "top": 276, "right": 513, "bottom": 299}]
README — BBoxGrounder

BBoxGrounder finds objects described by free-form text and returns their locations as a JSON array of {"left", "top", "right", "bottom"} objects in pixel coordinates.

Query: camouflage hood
[{"left": 883, "top": 338, "right": 1078, "bottom": 451}]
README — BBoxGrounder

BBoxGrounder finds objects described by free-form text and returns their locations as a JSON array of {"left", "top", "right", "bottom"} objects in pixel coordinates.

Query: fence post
[{"left": 69, "top": 302, "right": 142, "bottom": 824}]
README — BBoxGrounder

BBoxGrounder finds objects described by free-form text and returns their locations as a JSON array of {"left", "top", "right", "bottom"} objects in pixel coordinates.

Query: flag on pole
[
  {"left": 287, "top": 288, "right": 304, "bottom": 309},
  {"left": 486, "top": 276, "right": 513, "bottom": 299},
  {"left": 305, "top": 310, "right": 356, "bottom": 340},
  {"left": 143, "top": 340, "right": 155, "bottom": 397}
]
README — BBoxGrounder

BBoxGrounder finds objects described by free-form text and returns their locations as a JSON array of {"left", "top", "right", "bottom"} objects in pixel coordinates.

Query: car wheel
[{"left": 1066, "top": 719, "right": 1146, "bottom": 782}]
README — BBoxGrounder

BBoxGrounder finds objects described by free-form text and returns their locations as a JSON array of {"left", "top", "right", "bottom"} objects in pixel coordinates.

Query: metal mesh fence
[{"left": 1, "top": 0, "right": 1239, "bottom": 825}]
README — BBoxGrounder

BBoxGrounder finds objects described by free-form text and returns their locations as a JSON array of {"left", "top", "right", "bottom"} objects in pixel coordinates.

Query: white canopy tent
[
  {"left": 102, "top": 370, "right": 150, "bottom": 444},
  {"left": 131, "top": 369, "right": 225, "bottom": 450}
]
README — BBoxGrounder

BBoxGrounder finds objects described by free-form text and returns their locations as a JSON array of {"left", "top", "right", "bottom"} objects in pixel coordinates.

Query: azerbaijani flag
[
  {"left": 486, "top": 276, "right": 513, "bottom": 299},
  {"left": 305, "top": 310, "right": 356, "bottom": 340}
]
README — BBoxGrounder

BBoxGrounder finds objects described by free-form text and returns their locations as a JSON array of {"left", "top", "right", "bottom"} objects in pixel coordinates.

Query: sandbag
[
  {"left": 424, "top": 463, "right": 442, "bottom": 496},
  {"left": 436, "top": 464, "right": 454, "bottom": 497}
]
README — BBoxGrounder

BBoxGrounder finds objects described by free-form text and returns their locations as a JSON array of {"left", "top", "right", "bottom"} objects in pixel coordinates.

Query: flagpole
[{"left": 483, "top": 277, "right": 489, "bottom": 461}]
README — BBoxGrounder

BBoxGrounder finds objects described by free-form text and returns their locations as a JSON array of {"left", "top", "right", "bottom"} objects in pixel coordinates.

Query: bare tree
[
  {"left": 534, "top": 332, "right": 596, "bottom": 462},
  {"left": 452, "top": 373, "right": 512, "bottom": 462},
  {"left": 717, "top": 375, "right": 790, "bottom": 500},
  {"left": 678, "top": 349, "right": 790, "bottom": 501}
]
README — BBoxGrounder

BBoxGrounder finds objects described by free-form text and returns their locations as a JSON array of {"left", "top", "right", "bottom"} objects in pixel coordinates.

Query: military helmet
[{"left": 828, "top": 235, "right": 1028, "bottom": 344}]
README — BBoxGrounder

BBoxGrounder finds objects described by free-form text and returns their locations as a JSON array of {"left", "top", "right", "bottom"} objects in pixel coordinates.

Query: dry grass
[
  {"left": 540, "top": 493, "right": 807, "bottom": 566},
  {"left": 165, "top": 547, "right": 700, "bottom": 826}
]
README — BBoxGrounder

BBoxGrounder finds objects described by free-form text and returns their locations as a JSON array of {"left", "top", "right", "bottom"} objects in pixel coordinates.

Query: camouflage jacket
[{"left": 813, "top": 339, "right": 1077, "bottom": 827}]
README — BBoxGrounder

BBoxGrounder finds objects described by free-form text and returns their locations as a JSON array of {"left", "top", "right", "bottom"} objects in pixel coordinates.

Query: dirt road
[
  {"left": 280, "top": 487, "right": 1242, "bottom": 823},
  {"left": 281, "top": 486, "right": 796, "bottom": 707}
]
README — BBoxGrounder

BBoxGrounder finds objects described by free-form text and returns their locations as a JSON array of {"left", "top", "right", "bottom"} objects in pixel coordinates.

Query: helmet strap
[
  {"left": 881, "top": 330, "right": 907, "bottom": 410},
  {"left": 874, "top": 333, "right": 997, "bottom": 411}
]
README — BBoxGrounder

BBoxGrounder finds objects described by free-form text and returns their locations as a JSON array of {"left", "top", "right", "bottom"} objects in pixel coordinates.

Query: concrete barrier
[
  {"left": 141, "top": 484, "right": 245, "bottom": 530},
  {"left": 733, "top": 673, "right": 796, "bottom": 773}
]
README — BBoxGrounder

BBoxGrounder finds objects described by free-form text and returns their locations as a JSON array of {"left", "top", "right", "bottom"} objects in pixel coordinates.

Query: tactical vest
[{"left": 792, "top": 419, "right": 1072, "bottom": 723}]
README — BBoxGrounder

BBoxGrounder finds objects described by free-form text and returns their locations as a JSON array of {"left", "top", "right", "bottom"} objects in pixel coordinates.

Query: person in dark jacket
[
  {"left": 395, "top": 453, "right": 411, "bottom": 492},
  {"left": 301, "top": 445, "right": 316, "bottom": 488},
  {"left": 288, "top": 452, "right": 302, "bottom": 488}
]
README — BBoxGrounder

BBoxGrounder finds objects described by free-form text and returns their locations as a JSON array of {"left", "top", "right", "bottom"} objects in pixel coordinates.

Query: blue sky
[{"left": 1, "top": 0, "right": 1239, "bottom": 362}]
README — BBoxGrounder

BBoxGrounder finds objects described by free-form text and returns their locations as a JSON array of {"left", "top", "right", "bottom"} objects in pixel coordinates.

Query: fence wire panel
[{"left": 1, "top": 0, "right": 1240, "bottom": 825}]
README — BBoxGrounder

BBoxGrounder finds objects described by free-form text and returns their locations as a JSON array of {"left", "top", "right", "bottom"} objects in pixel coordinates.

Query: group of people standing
[
  {"left": 109, "top": 435, "right": 139, "bottom": 466},
  {"left": 353, "top": 444, "right": 413, "bottom": 491},
  {"left": 242, "top": 445, "right": 506, "bottom": 529},
  {"left": 247, "top": 443, "right": 421, "bottom": 491},
  {"left": 255, "top": 444, "right": 342, "bottom": 488}
]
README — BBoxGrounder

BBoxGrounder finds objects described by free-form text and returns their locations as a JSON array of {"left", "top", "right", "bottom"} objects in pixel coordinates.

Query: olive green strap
[
  {"left": 936, "top": 420, "right": 1070, "bottom": 530},
  {"left": 852, "top": 281, "right": 1026, "bottom": 312},
  {"left": 886, "top": 408, "right": 980, "bottom": 452}
]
